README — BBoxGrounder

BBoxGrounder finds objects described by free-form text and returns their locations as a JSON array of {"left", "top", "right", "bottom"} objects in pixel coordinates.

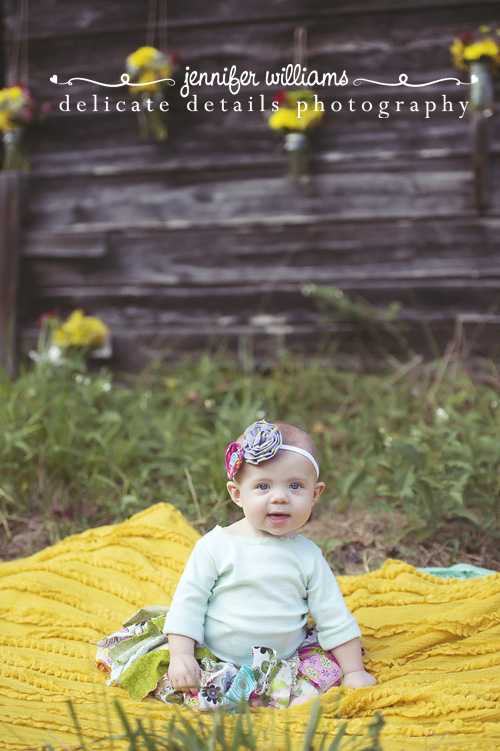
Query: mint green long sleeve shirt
[{"left": 163, "top": 525, "right": 361, "bottom": 667}]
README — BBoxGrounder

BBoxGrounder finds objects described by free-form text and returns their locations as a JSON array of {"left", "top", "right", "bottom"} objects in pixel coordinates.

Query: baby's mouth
[{"left": 267, "top": 513, "right": 290, "bottom": 525}]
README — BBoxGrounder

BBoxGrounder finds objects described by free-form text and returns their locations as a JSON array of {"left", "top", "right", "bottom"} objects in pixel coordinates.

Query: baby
[{"left": 164, "top": 419, "right": 376, "bottom": 708}]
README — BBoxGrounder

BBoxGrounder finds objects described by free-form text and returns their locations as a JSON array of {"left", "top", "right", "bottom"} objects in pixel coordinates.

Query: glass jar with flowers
[
  {"left": 267, "top": 90, "right": 324, "bottom": 182},
  {"left": 30, "top": 310, "right": 111, "bottom": 371},
  {"left": 125, "top": 46, "right": 179, "bottom": 142},
  {"left": 450, "top": 26, "right": 500, "bottom": 114},
  {"left": 0, "top": 84, "right": 46, "bottom": 171}
]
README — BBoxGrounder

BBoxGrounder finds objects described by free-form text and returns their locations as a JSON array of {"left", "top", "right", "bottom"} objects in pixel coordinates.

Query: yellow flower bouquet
[
  {"left": 52, "top": 309, "right": 109, "bottom": 351},
  {"left": 125, "top": 46, "right": 179, "bottom": 141},
  {"left": 0, "top": 83, "right": 47, "bottom": 170},
  {"left": 29, "top": 310, "right": 110, "bottom": 371},
  {"left": 450, "top": 26, "right": 500, "bottom": 111},
  {"left": 267, "top": 90, "right": 324, "bottom": 182},
  {"left": 450, "top": 27, "right": 500, "bottom": 74}
]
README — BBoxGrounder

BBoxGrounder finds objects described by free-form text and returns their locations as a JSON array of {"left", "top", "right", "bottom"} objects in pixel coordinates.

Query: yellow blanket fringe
[{"left": 1, "top": 502, "right": 499, "bottom": 751}]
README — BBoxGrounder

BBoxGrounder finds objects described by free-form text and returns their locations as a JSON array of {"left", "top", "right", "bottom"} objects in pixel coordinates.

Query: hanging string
[
  {"left": 9, "top": 0, "right": 29, "bottom": 85},
  {"left": 293, "top": 26, "right": 308, "bottom": 71},
  {"left": 159, "top": 0, "right": 168, "bottom": 55},
  {"left": 147, "top": 0, "right": 158, "bottom": 48},
  {"left": 146, "top": 0, "right": 167, "bottom": 53}
]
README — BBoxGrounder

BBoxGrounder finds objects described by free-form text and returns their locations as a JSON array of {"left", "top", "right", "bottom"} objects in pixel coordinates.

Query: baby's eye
[
  {"left": 258, "top": 483, "right": 270, "bottom": 491},
  {"left": 290, "top": 482, "right": 302, "bottom": 490}
]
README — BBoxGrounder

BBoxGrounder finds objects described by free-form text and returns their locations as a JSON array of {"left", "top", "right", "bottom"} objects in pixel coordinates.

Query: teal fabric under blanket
[{"left": 419, "top": 563, "right": 497, "bottom": 579}]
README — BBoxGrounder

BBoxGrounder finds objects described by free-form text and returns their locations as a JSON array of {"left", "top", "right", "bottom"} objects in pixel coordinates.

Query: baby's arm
[
  {"left": 307, "top": 550, "right": 376, "bottom": 689},
  {"left": 167, "top": 634, "right": 201, "bottom": 693},
  {"left": 163, "top": 535, "right": 219, "bottom": 693},
  {"left": 330, "top": 637, "right": 376, "bottom": 688}
]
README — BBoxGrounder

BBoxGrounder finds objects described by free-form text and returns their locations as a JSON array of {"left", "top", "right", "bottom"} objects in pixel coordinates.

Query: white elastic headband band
[{"left": 280, "top": 444, "right": 320, "bottom": 479}]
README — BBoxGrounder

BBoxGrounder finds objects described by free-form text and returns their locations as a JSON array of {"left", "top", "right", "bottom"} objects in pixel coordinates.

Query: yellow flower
[
  {"left": 463, "top": 39, "right": 500, "bottom": 64},
  {"left": 0, "top": 85, "right": 28, "bottom": 111},
  {"left": 268, "top": 102, "right": 323, "bottom": 133},
  {"left": 126, "top": 46, "right": 160, "bottom": 72},
  {"left": 52, "top": 309, "right": 109, "bottom": 350},
  {"left": 0, "top": 85, "right": 31, "bottom": 131},
  {"left": 449, "top": 39, "right": 468, "bottom": 72},
  {"left": 0, "top": 85, "right": 20, "bottom": 102},
  {"left": 268, "top": 107, "right": 299, "bottom": 131}
]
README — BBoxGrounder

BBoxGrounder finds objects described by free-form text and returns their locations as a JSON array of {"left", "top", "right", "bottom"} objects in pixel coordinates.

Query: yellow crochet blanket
[{"left": 1, "top": 502, "right": 499, "bottom": 751}]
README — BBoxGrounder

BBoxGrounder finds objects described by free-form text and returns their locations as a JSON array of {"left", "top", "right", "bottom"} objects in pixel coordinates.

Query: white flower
[
  {"left": 30, "top": 345, "right": 66, "bottom": 366},
  {"left": 47, "top": 345, "right": 63, "bottom": 363},
  {"left": 435, "top": 407, "right": 449, "bottom": 421},
  {"left": 102, "top": 382, "right": 112, "bottom": 392}
]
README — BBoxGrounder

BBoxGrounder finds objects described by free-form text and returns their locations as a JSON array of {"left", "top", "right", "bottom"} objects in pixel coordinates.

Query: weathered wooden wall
[
  {"left": 2, "top": 0, "right": 500, "bottom": 367},
  {"left": 0, "top": 173, "right": 24, "bottom": 378}
]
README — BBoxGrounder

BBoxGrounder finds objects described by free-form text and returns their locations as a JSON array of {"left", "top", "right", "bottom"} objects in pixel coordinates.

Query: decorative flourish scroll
[
  {"left": 49, "top": 74, "right": 175, "bottom": 87},
  {"left": 353, "top": 73, "right": 469, "bottom": 87}
]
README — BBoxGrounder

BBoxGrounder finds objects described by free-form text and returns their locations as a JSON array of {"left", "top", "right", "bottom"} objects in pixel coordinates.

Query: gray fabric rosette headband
[{"left": 225, "top": 420, "right": 320, "bottom": 480}]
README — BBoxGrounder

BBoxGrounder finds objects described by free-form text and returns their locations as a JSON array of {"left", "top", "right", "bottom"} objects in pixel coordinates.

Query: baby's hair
[{"left": 271, "top": 420, "right": 320, "bottom": 464}]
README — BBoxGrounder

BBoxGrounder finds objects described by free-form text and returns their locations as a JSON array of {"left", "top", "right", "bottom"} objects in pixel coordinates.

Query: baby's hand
[
  {"left": 168, "top": 654, "right": 201, "bottom": 693},
  {"left": 342, "top": 670, "right": 377, "bottom": 689}
]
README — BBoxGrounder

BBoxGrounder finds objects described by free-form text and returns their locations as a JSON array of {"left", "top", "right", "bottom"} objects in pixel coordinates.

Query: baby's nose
[{"left": 271, "top": 488, "right": 288, "bottom": 503}]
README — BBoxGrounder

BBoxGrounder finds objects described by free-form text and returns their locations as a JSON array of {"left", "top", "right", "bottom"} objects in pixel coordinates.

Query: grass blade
[
  {"left": 302, "top": 698, "right": 323, "bottom": 751},
  {"left": 113, "top": 700, "right": 138, "bottom": 750},
  {"left": 67, "top": 700, "right": 85, "bottom": 749}
]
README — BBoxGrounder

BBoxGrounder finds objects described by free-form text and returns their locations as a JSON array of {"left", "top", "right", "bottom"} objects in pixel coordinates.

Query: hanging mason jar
[
  {"left": 136, "top": 92, "right": 168, "bottom": 142},
  {"left": 2, "top": 128, "right": 30, "bottom": 171},
  {"left": 283, "top": 132, "right": 310, "bottom": 182},
  {"left": 469, "top": 60, "right": 494, "bottom": 116}
]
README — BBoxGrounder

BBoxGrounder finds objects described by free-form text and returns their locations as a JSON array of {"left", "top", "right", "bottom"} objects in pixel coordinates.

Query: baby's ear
[
  {"left": 312, "top": 481, "right": 325, "bottom": 504},
  {"left": 226, "top": 481, "right": 242, "bottom": 505}
]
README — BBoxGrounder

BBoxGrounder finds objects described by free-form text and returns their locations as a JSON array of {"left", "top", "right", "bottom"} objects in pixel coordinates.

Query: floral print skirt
[{"left": 94, "top": 609, "right": 342, "bottom": 711}]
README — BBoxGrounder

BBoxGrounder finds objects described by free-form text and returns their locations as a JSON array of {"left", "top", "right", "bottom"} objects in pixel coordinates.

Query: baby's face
[{"left": 227, "top": 450, "right": 325, "bottom": 538}]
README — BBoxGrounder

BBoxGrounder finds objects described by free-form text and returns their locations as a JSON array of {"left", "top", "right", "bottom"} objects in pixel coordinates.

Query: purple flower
[{"left": 242, "top": 420, "right": 282, "bottom": 465}]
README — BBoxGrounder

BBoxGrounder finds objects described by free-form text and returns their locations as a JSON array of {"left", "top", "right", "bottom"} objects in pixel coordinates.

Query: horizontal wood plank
[
  {"left": 5, "top": 0, "right": 500, "bottom": 40},
  {"left": 23, "top": 232, "right": 108, "bottom": 258},
  {"left": 24, "top": 170, "right": 486, "bottom": 230},
  {"left": 19, "top": 279, "right": 500, "bottom": 313}
]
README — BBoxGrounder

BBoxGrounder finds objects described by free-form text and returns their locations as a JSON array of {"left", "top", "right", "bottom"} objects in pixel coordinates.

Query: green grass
[
  {"left": 40, "top": 698, "right": 385, "bottom": 751},
  {"left": 3, "top": 342, "right": 496, "bottom": 750},
  {"left": 1, "top": 344, "right": 499, "bottom": 562}
]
